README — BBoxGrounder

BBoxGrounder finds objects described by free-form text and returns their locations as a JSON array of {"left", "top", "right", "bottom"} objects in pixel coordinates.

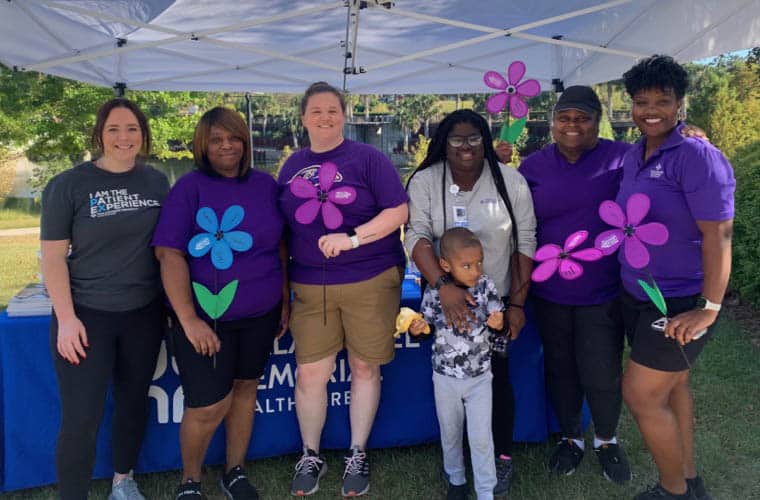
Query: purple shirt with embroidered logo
[
  {"left": 152, "top": 170, "right": 284, "bottom": 321},
  {"left": 615, "top": 123, "right": 735, "bottom": 301},
  {"left": 277, "top": 139, "right": 408, "bottom": 285},
  {"left": 519, "top": 139, "right": 631, "bottom": 305}
]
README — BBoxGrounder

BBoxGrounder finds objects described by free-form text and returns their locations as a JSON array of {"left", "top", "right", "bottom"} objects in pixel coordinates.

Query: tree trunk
[
  {"left": 607, "top": 82, "right": 614, "bottom": 121},
  {"left": 456, "top": 94, "right": 461, "bottom": 110},
  {"left": 364, "top": 95, "right": 370, "bottom": 120},
  {"left": 403, "top": 127, "right": 409, "bottom": 152},
  {"left": 424, "top": 118, "right": 430, "bottom": 137},
  {"left": 263, "top": 113, "right": 268, "bottom": 135}
]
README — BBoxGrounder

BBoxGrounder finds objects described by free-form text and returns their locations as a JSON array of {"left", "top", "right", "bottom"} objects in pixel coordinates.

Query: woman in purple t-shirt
[
  {"left": 618, "top": 56, "right": 735, "bottom": 500},
  {"left": 154, "top": 107, "right": 288, "bottom": 499},
  {"left": 277, "top": 82, "right": 408, "bottom": 497}
]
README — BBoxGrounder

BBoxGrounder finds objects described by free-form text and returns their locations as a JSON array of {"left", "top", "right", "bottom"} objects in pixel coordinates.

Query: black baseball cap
[{"left": 554, "top": 85, "right": 602, "bottom": 115}]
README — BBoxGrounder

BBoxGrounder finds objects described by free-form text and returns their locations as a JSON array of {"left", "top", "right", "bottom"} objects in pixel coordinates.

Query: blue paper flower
[{"left": 187, "top": 205, "right": 252, "bottom": 270}]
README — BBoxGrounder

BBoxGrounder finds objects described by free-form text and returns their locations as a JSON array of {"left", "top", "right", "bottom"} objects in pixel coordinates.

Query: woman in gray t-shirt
[
  {"left": 405, "top": 109, "right": 536, "bottom": 495},
  {"left": 40, "top": 98, "right": 168, "bottom": 500}
]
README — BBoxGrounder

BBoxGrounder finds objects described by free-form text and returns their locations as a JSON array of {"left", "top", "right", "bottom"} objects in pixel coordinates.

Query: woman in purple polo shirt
[
  {"left": 278, "top": 82, "right": 408, "bottom": 497},
  {"left": 153, "top": 107, "right": 288, "bottom": 500},
  {"left": 618, "top": 56, "right": 735, "bottom": 500}
]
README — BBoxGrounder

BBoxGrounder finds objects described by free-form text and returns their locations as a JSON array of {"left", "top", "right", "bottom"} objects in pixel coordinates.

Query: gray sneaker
[
  {"left": 291, "top": 448, "right": 327, "bottom": 496},
  {"left": 109, "top": 477, "right": 146, "bottom": 500},
  {"left": 341, "top": 447, "right": 370, "bottom": 497}
]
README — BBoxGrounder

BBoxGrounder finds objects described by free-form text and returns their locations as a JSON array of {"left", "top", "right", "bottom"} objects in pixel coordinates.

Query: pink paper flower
[
  {"left": 531, "top": 230, "right": 603, "bottom": 282},
  {"left": 289, "top": 162, "right": 356, "bottom": 230},
  {"left": 484, "top": 61, "right": 541, "bottom": 118},
  {"left": 594, "top": 193, "right": 669, "bottom": 269}
]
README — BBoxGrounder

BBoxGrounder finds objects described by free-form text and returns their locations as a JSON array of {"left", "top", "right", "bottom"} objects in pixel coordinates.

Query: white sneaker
[{"left": 109, "top": 477, "right": 146, "bottom": 500}]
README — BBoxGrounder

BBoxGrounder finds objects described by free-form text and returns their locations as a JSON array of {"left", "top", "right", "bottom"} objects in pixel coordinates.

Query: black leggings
[
  {"left": 491, "top": 354, "right": 514, "bottom": 456},
  {"left": 50, "top": 299, "right": 164, "bottom": 500},
  {"left": 532, "top": 295, "right": 625, "bottom": 440}
]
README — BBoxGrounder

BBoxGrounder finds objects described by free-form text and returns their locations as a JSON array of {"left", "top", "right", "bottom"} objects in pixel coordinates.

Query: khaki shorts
[{"left": 289, "top": 266, "right": 403, "bottom": 365}]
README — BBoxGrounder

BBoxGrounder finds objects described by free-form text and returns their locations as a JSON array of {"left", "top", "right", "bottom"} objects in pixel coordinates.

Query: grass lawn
[
  {"left": 0, "top": 233, "right": 39, "bottom": 310},
  {"left": 0, "top": 208, "right": 40, "bottom": 230},
  {"left": 0, "top": 239, "right": 758, "bottom": 499}
]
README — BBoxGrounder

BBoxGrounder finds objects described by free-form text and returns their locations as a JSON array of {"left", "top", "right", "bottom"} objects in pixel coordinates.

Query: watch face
[{"left": 695, "top": 297, "right": 707, "bottom": 309}]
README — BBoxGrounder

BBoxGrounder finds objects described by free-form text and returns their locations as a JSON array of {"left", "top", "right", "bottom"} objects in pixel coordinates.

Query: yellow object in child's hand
[{"left": 394, "top": 307, "right": 429, "bottom": 337}]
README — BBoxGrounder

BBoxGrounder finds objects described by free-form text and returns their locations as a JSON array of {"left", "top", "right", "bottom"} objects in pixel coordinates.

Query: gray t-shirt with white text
[{"left": 41, "top": 162, "right": 169, "bottom": 311}]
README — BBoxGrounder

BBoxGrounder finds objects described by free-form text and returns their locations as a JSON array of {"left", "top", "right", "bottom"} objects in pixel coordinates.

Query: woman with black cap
[{"left": 518, "top": 86, "right": 634, "bottom": 484}]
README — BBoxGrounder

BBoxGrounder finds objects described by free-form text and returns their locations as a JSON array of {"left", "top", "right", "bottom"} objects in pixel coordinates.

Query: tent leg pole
[{"left": 245, "top": 92, "right": 254, "bottom": 169}]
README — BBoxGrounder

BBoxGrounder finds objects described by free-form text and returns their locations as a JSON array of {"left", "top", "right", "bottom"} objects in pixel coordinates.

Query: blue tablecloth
[{"left": 0, "top": 279, "right": 561, "bottom": 492}]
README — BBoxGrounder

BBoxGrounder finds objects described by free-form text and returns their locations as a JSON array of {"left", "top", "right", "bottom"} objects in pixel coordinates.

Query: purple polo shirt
[
  {"left": 520, "top": 139, "right": 630, "bottom": 305},
  {"left": 616, "top": 123, "right": 735, "bottom": 301},
  {"left": 277, "top": 139, "right": 407, "bottom": 285},
  {"left": 152, "top": 170, "right": 285, "bottom": 321}
]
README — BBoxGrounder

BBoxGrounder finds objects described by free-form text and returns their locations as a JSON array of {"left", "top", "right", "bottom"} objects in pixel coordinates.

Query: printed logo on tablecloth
[{"left": 148, "top": 334, "right": 421, "bottom": 424}]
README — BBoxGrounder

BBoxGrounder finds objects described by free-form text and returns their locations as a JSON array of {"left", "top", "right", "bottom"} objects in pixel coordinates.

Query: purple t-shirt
[
  {"left": 519, "top": 139, "right": 630, "bottom": 305},
  {"left": 277, "top": 139, "right": 408, "bottom": 285},
  {"left": 152, "top": 170, "right": 284, "bottom": 321},
  {"left": 616, "top": 123, "right": 735, "bottom": 301}
]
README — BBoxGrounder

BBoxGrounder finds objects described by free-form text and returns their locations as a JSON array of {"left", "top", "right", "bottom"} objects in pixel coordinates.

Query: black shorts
[
  {"left": 621, "top": 291, "right": 713, "bottom": 372},
  {"left": 168, "top": 303, "right": 281, "bottom": 408}
]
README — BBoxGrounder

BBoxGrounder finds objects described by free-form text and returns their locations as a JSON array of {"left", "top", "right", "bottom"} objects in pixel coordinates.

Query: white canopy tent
[{"left": 1, "top": 0, "right": 758, "bottom": 95}]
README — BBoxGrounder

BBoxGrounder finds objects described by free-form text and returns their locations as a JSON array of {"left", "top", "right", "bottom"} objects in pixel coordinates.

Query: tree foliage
[
  {"left": 392, "top": 95, "right": 439, "bottom": 150},
  {"left": 729, "top": 140, "right": 760, "bottom": 306},
  {"left": 0, "top": 65, "right": 241, "bottom": 187},
  {"left": 687, "top": 51, "right": 760, "bottom": 158}
]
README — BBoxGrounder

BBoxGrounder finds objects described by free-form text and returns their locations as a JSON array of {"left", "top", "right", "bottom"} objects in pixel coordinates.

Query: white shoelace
[
  {"left": 294, "top": 454, "right": 322, "bottom": 475},
  {"left": 343, "top": 451, "right": 367, "bottom": 477}
]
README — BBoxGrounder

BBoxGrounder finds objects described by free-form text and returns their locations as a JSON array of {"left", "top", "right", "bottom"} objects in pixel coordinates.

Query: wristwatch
[
  {"left": 347, "top": 228, "right": 360, "bottom": 249},
  {"left": 695, "top": 296, "right": 721, "bottom": 312},
  {"left": 432, "top": 274, "right": 452, "bottom": 290}
]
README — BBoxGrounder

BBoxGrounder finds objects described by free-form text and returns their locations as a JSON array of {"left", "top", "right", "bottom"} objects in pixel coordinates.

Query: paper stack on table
[{"left": 6, "top": 283, "right": 52, "bottom": 317}]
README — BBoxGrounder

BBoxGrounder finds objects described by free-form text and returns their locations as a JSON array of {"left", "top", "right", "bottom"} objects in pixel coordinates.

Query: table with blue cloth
[{"left": 0, "top": 278, "right": 559, "bottom": 492}]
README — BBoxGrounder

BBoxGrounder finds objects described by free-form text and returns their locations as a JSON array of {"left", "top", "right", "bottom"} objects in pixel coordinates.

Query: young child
[{"left": 409, "top": 227, "right": 507, "bottom": 500}]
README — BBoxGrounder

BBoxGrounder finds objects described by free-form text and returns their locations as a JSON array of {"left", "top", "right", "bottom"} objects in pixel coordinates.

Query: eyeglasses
[{"left": 447, "top": 134, "right": 483, "bottom": 148}]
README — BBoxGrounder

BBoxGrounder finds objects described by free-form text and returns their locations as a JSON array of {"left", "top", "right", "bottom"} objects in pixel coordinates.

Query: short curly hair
[
  {"left": 622, "top": 55, "right": 689, "bottom": 99},
  {"left": 440, "top": 227, "right": 482, "bottom": 261}
]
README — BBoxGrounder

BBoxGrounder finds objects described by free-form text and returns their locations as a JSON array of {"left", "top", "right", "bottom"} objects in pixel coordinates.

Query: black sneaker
[
  {"left": 291, "top": 449, "right": 327, "bottom": 497},
  {"left": 546, "top": 439, "right": 584, "bottom": 475},
  {"left": 447, "top": 482, "right": 469, "bottom": 500},
  {"left": 634, "top": 483, "right": 694, "bottom": 500},
  {"left": 175, "top": 479, "right": 205, "bottom": 500},
  {"left": 594, "top": 442, "right": 632, "bottom": 483},
  {"left": 341, "top": 447, "right": 370, "bottom": 497},
  {"left": 220, "top": 465, "right": 259, "bottom": 500},
  {"left": 493, "top": 455, "right": 512, "bottom": 496},
  {"left": 686, "top": 476, "right": 712, "bottom": 500}
]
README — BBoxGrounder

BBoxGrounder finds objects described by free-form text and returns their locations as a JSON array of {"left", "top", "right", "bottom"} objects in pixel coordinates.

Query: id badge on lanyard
[{"left": 452, "top": 205, "right": 468, "bottom": 227}]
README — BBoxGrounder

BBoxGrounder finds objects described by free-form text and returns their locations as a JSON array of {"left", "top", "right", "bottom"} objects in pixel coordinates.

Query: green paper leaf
[
  {"left": 505, "top": 117, "right": 527, "bottom": 144},
  {"left": 499, "top": 123, "right": 510, "bottom": 142},
  {"left": 192, "top": 279, "right": 239, "bottom": 319},
  {"left": 637, "top": 279, "right": 668, "bottom": 316}
]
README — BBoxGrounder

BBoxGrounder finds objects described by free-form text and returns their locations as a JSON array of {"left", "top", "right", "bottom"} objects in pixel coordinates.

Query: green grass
[
  {"left": 0, "top": 234, "right": 39, "bottom": 310},
  {"left": 0, "top": 240, "right": 758, "bottom": 499},
  {"left": 0, "top": 208, "right": 40, "bottom": 230}
]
